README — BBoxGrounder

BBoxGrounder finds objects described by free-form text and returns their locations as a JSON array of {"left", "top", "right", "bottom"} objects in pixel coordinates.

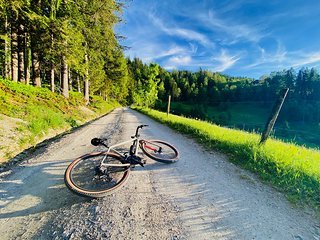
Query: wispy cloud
[
  {"left": 193, "top": 9, "right": 265, "bottom": 44},
  {"left": 157, "top": 47, "right": 186, "bottom": 58},
  {"left": 163, "top": 55, "right": 193, "bottom": 70},
  {"left": 168, "top": 55, "right": 192, "bottom": 65},
  {"left": 118, "top": 0, "right": 320, "bottom": 78},
  {"left": 291, "top": 52, "right": 320, "bottom": 68},
  {"left": 246, "top": 41, "right": 287, "bottom": 68},
  {"left": 211, "top": 50, "right": 240, "bottom": 72},
  {"left": 149, "top": 14, "right": 211, "bottom": 46},
  {"left": 126, "top": 41, "right": 188, "bottom": 62}
]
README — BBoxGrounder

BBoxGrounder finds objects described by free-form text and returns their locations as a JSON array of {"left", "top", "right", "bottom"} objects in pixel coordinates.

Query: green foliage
[
  {"left": 0, "top": 78, "right": 118, "bottom": 162},
  {"left": 128, "top": 59, "right": 161, "bottom": 107},
  {"left": 66, "top": 117, "right": 78, "bottom": 128},
  {"left": 0, "top": 0, "right": 128, "bottom": 104},
  {"left": 135, "top": 107, "right": 320, "bottom": 209},
  {"left": 129, "top": 58, "right": 320, "bottom": 133}
]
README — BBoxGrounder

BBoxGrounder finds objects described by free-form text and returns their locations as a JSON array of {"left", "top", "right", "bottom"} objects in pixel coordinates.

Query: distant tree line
[
  {"left": 0, "top": 0, "right": 130, "bottom": 103},
  {"left": 127, "top": 58, "right": 320, "bottom": 124}
]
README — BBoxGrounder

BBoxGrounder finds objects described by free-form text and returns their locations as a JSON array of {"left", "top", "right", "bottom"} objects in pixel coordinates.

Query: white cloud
[
  {"left": 211, "top": 50, "right": 240, "bottom": 72},
  {"left": 244, "top": 48, "right": 320, "bottom": 74},
  {"left": 168, "top": 55, "right": 192, "bottom": 65},
  {"left": 126, "top": 42, "right": 188, "bottom": 62},
  {"left": 193, "top": 10, "right": 265, "bottom": 44},
  {"left": 291, "top": 52, "right": 320, "bottom": 67},
  {"left": 245, "top": 41, "right": 287, "bottom": 69},
  {"left": 162, "top": 55, "right": 194, "bottom": 70},
  {"left": 158, "top": 46, "right": 186, "bottom": 58},
  {"left": 163, "top": 65, "right": 176, "bottom": 70},
  {"left": 188, "top": 43, "right": 198, "bottom": 54},
  {"left": 149, "top": 14, "right": 211, "bottom": 46}
]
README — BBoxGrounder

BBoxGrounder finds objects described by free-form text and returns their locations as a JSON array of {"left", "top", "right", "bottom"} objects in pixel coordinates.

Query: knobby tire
[
  {"left": 140, "top": 140, "right": 179, "bottom": 163},
  {"left": 64, "top": 152, "right": 130, "bottom": 198}
]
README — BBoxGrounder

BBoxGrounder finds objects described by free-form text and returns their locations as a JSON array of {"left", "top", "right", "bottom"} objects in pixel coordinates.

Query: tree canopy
[{"left": 0, "top": 0, "right": 129, "bottom": 101}]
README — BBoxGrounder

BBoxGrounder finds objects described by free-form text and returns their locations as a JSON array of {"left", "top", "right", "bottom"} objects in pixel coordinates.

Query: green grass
[
  {"left": 169, "top": 101, "right": 320, "bottom": 148},
  {"left": 0, "top": 78, "right": 119, "bottom": 162},
  {"left": 135, "top": 107, "right": 320, "bottom": 210}
]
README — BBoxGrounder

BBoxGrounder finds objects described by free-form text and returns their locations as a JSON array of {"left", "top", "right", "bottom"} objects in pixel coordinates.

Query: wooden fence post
[
  {"left": 260, "top": 88, "right": 289, "bottom": 144},
  {"left": 167, "top": 95, "right": 171, "bottom": 117}
]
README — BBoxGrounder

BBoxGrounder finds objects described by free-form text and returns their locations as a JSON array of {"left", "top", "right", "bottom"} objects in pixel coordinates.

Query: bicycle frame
[
  {"left": 99, "top": 126, "right": 145, "bottom": 168},
  {"left": 96, "top": 124, "right": 166, "bottom": 169}
]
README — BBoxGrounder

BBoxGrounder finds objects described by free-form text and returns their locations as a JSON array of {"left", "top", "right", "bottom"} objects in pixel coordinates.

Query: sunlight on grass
[
  {"left": 135, "top": 107, "right": 320, "bottom": 209},
  {"left": 0, "top": 78, "right": 119, "bottom": 162}
]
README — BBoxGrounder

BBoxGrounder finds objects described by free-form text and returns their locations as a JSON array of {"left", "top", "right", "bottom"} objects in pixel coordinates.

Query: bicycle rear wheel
[
  {"left": 140, "top": 140, "right": 179, "bottom": 163},
  {"left": 64, "top": 152, "right": 130, "bottom": 198}
]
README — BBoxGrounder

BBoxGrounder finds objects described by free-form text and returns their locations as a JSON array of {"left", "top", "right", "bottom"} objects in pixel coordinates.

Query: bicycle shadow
[{"left": 0, "top": 159, "right": 90, "bottom": 220}]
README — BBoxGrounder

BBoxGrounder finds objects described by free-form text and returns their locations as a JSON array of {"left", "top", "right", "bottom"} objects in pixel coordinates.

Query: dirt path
[{"left": 0, "top": 108, "right": 319, "bottom": 239}]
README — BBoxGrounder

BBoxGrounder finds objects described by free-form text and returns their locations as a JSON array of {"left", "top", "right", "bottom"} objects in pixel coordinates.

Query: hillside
[{"left": 0, "top": 78, "right": 119, "bottom": 163}]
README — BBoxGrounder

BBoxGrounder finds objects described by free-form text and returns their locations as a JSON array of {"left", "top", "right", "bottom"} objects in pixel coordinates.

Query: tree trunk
[
  {"left": 4, "top": 15, "right": 11, "bottom": 79},
  {"left": 84, "top": 53, "right": 89, "bottom": 104},
  {"left": 30, "top": 23, "right": 41, "bottom": 87},
  {"left": 50, "top": 33, "right": 55, "bottom": 92},
  {"left": 51, "top": 67, "right": 55, "bottom": 92},
  {"left": 77, "top": 75, "right": 81, "bottom": 93},
  {"left": 69, "top": 68, "right": 72, "bottom": 91},
  {"left": 18, "top": 22, "right": 25, "bottom": 83},
  {"left": 25, "top": 32, "right": 30, "bottom": 85},
  {"left": 61, "top": 55, "right": 69, "bottom": 98},
  {"left": 32, "top": 50, "right": 41, "bottom": 87},
  {"left": 11, "top": 18, "right": 18, "bottom": 82}
]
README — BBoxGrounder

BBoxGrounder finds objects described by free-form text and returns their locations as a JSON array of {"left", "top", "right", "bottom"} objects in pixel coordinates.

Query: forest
[
  {"left": 127, "top": 58, "right": 320, "bottom": 124},
  {"left": 127, "top": 58, "right": 320, "bottom": 147},
  {"left": 1, "top": 1, "right": 320, "bottom": 147},
  {"left": 0, "top": 0, "right": 130, "bottom": 104}
]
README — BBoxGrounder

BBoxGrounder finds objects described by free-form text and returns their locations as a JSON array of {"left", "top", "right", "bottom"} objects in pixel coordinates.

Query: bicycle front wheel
[
  {"left": 140, "top": 140, "right": 179, "bottom": 163},
  {"left": 64, "top": 152, "right": 130, "bottom": 198}
]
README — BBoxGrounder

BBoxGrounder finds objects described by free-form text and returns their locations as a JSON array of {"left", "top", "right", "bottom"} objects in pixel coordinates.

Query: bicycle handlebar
[
  {"left": 135, "top": 124, "right": 148, "bottom": 137},
  {"left": 91, "top": 125, "right": 148, "bottom": 147},
  {"left": 91, "top": 138, "right": 108, "bottom": 147}
]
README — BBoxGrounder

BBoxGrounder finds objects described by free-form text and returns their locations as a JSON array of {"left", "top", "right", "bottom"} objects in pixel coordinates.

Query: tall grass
[
  {"left": 0, "top": 78, "right": 119, "bottom": 162},
  {"left": 135, "top": 107, "right": 320, "bottom": 209}
]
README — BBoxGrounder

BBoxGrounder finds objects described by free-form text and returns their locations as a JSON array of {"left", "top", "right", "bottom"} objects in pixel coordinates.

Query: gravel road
[{"left": 0, "top": 108, "right": 319, "bottom": 240}]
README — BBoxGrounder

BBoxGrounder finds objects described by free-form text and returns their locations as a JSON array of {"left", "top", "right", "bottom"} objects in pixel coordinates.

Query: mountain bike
[{"left": 64, "top": 125, "right": 179, "bottom": 198}]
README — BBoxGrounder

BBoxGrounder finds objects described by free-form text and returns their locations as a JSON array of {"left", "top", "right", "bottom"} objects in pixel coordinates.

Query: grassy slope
[
  {"left": 135, "top": 107, "right": 320, "bottom": 210},
  {"left": 0, "top": 78, "right": 119, "bottom": 163}
]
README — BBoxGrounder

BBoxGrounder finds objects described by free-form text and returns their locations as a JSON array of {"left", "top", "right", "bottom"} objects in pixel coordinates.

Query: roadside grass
[
  {"left": 0, "top": 78, "right": 119, "bottom": 162},
  {"left": 135, "top": 107, "right": 320, "bottom": 210},
  {"left": 169, "top": 101, "right": 320, "bottom": 148}
]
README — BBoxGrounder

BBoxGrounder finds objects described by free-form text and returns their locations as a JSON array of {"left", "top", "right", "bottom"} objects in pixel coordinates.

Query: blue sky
[{"left": 116, "top": 0, "right": 320, "bottom": 79}]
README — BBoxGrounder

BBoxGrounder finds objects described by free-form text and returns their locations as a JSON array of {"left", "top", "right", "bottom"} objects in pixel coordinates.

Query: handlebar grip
[
  {"left": 91, "top": 138, "right": 107, "bottom": 146},
  {"left": 91, "top": 138, "right": 102, "bottom": 146}
]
